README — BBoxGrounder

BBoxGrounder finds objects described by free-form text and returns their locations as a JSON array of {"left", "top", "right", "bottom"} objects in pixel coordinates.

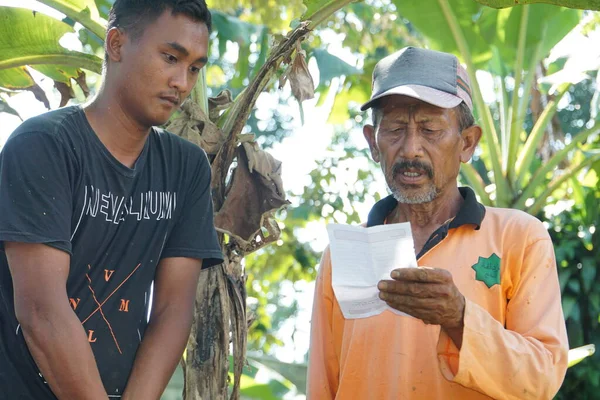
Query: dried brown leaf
[
  {"left": 74, "top": 70, "right": 90, "bottom": 98},
  {"left": 242, "top": 141, "right": 284, "bottom": 196},
  {"left": 288, "top": 43, "right": 315, "bottom": 103},
  {"left": 54, "top": 81, "right": 75, "bottom": 107},
  {"left": 166, "top": 101, "right": 226, "bottom": 155},
  {"left": 214, "top": 146, "right": 288, "bottom": 251},
  {"left": 208, "top": 90, "right": 233, "bottom": 122}
]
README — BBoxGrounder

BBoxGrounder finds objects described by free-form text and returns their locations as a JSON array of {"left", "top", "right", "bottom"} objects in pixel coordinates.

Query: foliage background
[{"left": 0, "top": 0, "right": 599, "bottom": 398}]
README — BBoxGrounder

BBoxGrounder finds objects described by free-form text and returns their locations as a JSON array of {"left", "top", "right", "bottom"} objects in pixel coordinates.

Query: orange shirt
[{"left": 307, "top": 191, "right": 568, "bottom": 400}]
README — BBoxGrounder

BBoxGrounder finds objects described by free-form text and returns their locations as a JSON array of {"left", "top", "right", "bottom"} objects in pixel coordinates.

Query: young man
[
  {"left": 307, "top": 47, "right": 568, "bottom": 399},
  {"left": 0, "top": 1, "right": 223, "bottom": 399}
]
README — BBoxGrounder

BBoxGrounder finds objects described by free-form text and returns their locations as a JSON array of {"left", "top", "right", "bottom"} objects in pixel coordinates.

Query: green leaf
[
  {"left": 474, "top": 0, "right": 600, "bottom": 11},
  {"left": 563, "top": 295, "right": 577, "bottom": 319},
  {"left": 0, "top": 67, "right": 35, "bottom": 89},
  {"left": 35, "top": 0, "right": 106, "bottom": 39},
  {"left": 568, "top": 279, "right": 581, "bottom": 293},
  {"left": 495, "top": 5, "right": 580, "bottom": 71},
  {"left": 568, "top": 344, "right": 596, "bottom": 368},
  {"left": 558, "top": 267, "right": 574, "bottom": 292},
  {"left": 589, "top": 292, "right": 600, "bottom": 311},
  {"left": 0, "top": 97, "right": 22, "bottom": 120},
  {"left": 95, "top": 0, "right": 115, "bottom": 20},
  {"left": 311, "top": 48, "right": 361, "bottom": 86},
  {"left": 31, "top": 64, "right": 81, "bottom": 84},
  {"left": 0, "top": 7, "right": 103, "bottom": 91},
  {"left": 0, "top": 66, "right": 50, "bottom": 109},
  {"left": 582, "top": 263, "right": 596, "bottom": 294},
  {"left": 301, "top": 0, "right": 355, "bottom": 28},
  {"left": 394, "top": 0, "right": 494, "bottom": 68},
  {"left": 247, "top": 354, "right": 308, "bottom": 395},
  {"left": 212, "top": 10, "right": 262, "bottom": 47}
]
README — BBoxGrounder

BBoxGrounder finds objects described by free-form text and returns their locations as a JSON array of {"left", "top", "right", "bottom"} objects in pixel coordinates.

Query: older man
[{"left": 307, "top": 47, "right": 568, "bottom": 399}]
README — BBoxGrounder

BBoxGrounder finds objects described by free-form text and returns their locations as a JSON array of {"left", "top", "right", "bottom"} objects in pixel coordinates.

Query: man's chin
[
  {"left": 391, "top": 186, "right": 438, "bottom": 204},
  {"left": 146, "top": 111, "right": 174, "bottom": 128}
]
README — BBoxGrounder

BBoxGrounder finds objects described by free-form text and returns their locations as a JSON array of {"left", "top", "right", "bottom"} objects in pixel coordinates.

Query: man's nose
[
  {"left": 399, "top": 128, "right": 424, "bottom": 159},
  {"left": 169, "top": 67, "right": 190, "bottom": 92}
]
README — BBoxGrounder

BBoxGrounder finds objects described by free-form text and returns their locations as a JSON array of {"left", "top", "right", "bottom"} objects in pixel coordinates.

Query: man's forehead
[{"left": 378, "top": 97, "right": 449, "bottom": 118}]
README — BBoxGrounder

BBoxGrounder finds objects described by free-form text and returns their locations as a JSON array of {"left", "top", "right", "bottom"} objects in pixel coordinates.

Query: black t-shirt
[{"left": 0, "top": 106, "right": 223, "bottom": 399}]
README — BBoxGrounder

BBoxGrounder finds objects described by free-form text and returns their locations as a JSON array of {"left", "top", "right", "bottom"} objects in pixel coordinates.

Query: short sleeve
[
  {"left": 160, "top": 148, "right": 223, "bottom": 268},
  {"left": 0, "top": 131, "right": 74, "bottom": 254}
]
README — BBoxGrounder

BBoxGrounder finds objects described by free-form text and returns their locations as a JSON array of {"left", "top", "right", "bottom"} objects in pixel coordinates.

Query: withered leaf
[
  {"left": 242, "top": 141, "right": 284, "bottom": 197},
  {"left": 74, "top": 70, "right": 90, "bottom": 98},
  {"left": 27, "top": 83, "right": 50, "bottom": 109},
  {"left": 166, "top": 100, "right": 226, "bottom": 155},
  {"left": 288, "top": 43, "right": 315, "bottom": 103},
  {"left": 208, "top": 90, "right": 233, "bottom": 122},
  {"left": 54, "top": 81, "right": 75, "bottom": 107},
  {"left": 214, "top": 146, "right": 288, "bottom": 251}
]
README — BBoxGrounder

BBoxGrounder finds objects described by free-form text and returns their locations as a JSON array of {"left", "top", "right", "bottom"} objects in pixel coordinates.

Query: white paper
[{"left": 327, "top": 223, "right": 418, "bottom": 319}]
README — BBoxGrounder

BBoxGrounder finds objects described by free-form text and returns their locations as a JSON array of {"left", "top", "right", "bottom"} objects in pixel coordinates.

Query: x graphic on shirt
[{"left": 82, "top": 263, "right": 142, "bottom": 354}]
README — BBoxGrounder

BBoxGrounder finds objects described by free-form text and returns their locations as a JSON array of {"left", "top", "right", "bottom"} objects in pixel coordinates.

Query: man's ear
[
  {"left": 105, "top": 27, "right": 125, "bottom": 63},
  {"left": 460, "top": 124, "right": 482, "bottom": 163},
  {"left": 363, "top": 124, "right": 380, "bottom": 163}
]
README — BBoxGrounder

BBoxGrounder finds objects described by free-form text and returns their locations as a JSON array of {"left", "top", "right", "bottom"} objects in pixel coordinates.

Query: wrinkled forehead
[{"left": 377, "top": 96, "right": 451, "bottom": 121}]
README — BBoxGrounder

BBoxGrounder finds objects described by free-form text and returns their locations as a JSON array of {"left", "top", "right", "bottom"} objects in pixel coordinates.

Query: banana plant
[
  {"left": 0, "top": 6, "right": 103, "bottom": 109},
  {"left": 396, "top": 0, "right": 599, "bottom": 216},
  {"left": 475, "top": 0, "right": 600, "bottom": 10}
]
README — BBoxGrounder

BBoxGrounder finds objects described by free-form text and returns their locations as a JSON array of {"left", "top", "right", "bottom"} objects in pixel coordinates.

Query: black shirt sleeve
[
  {"left": 0, "top": 131, "right": 75, "bottom": 254},
  {"left": 160, "top": 146, "right": 223, "bottom": 268}
]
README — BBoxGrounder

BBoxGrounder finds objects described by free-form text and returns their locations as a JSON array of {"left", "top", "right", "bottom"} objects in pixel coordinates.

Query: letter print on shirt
[{"left": 80, "top": 263, "right": 142, "bottom": 354}]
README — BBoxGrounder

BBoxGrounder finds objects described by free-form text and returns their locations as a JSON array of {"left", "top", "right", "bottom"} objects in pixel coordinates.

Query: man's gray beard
[{"left": 389, "top": 183, "right": 438, "bottom": 204}]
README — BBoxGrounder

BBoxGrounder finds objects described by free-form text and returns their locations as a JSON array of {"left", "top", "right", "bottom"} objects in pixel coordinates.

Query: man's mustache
[{"left": 392, "top": 160, "right": 434, "bottom": 179}]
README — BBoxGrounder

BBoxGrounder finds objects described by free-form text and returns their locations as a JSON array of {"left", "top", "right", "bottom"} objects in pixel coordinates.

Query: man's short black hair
[{"left": 107, "top": 0, "right": 212, "bottom": 41}]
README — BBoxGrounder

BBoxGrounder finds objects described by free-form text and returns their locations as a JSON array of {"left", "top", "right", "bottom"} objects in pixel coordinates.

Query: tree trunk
[{"left": 183, "top": 265, "right": 231, "bottom": 399}]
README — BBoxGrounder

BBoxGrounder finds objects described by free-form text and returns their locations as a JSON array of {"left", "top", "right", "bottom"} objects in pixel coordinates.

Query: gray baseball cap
[{"left": 360, "top": 47, "right": 473, "bottom": 112}]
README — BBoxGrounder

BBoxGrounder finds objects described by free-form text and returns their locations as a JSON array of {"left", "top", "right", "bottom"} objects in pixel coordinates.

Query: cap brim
[{"left": 360, "top": 85, "right": 463, "bottom": 111}]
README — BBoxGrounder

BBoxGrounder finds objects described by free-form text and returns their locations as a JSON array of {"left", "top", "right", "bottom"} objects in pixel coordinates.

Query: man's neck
[
  {"left": 84, "top": 91, "right": 151, "bottom": 169},
  {"left": 388, "top": 186, "right": 463, "bottom": 229}
]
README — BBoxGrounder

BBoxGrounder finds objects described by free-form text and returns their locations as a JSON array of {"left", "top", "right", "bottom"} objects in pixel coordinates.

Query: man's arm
[
  {"left": 438, "top": 237, "right": 568, "bottom": 399},
  {"left": 379, "top": 237, "right": 568, "bottom": 399},
  {"left": 307, "top": 247, "right": 339, "bottom": 400},
  {"left": 121, "top": 256, "right": 202, "bottom": 400},
  {"left": 5, "top": 242, "right": 108, "bottom": 400}
]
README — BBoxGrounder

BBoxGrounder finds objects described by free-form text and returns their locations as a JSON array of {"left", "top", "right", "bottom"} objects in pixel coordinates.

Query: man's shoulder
[
  {"left": 4, "top": 106, "right": 85, "bottom": 156},
  {"left": 2, "top": 107, "right": 85, "bottom": 160},
  {"left": 10, "top": 106, "right": 82, "bottom": 139},
  {"left": 151, "top": 127, "right": 209, "bottom": 164},
  {"left": 482, "top": 206, "right": 549, "bottom": 242}
]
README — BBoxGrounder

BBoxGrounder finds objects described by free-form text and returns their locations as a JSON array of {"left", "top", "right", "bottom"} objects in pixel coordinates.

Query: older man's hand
[{"left": 377, "top": 267, "right": 465, "bottom": 331}]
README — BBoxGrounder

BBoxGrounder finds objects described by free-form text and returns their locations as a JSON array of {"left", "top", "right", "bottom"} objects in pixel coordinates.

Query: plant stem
[
  {"left": 505, "top": 5, "right": 528, "bottom": 181},
  {"left": 514, "top": 122, "right": 599, "bottom": 209},
  {"left": 36, "top": 0, "right": 107, "bottom": 40},
  {"left": 437, "top": 0, "right": 508, "bottom": 206},
  {"left": 526, "top": 153, "right": 600, "bottom": 215},
  {"left": 191, "top": 68, "right": 209, "bottom": 115},
  {"left": 514, "top": 83, "right": 570, "bottom": 189},
  {"left": 460, "top": 163, "right": 492, "bottom": 205},
  {"left": 473, "top": 0, "right": 600, "bottom": 11},
  {"left": 516, "top": 41, "right": 543, "bottom": 140},
  {"left": 0, "top": 54, "right": 103, "bottom": 74},
  {"left": 303, "top": 0, "right": 356, "bottom": 29}
]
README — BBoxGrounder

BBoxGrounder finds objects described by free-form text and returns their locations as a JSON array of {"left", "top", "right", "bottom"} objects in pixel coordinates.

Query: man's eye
[
  {"left": 163, "top": 53, "right": 177, "bottom": 63},
  {"left": 190, "top": 66, "right": 201, "bottom": 74}
]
